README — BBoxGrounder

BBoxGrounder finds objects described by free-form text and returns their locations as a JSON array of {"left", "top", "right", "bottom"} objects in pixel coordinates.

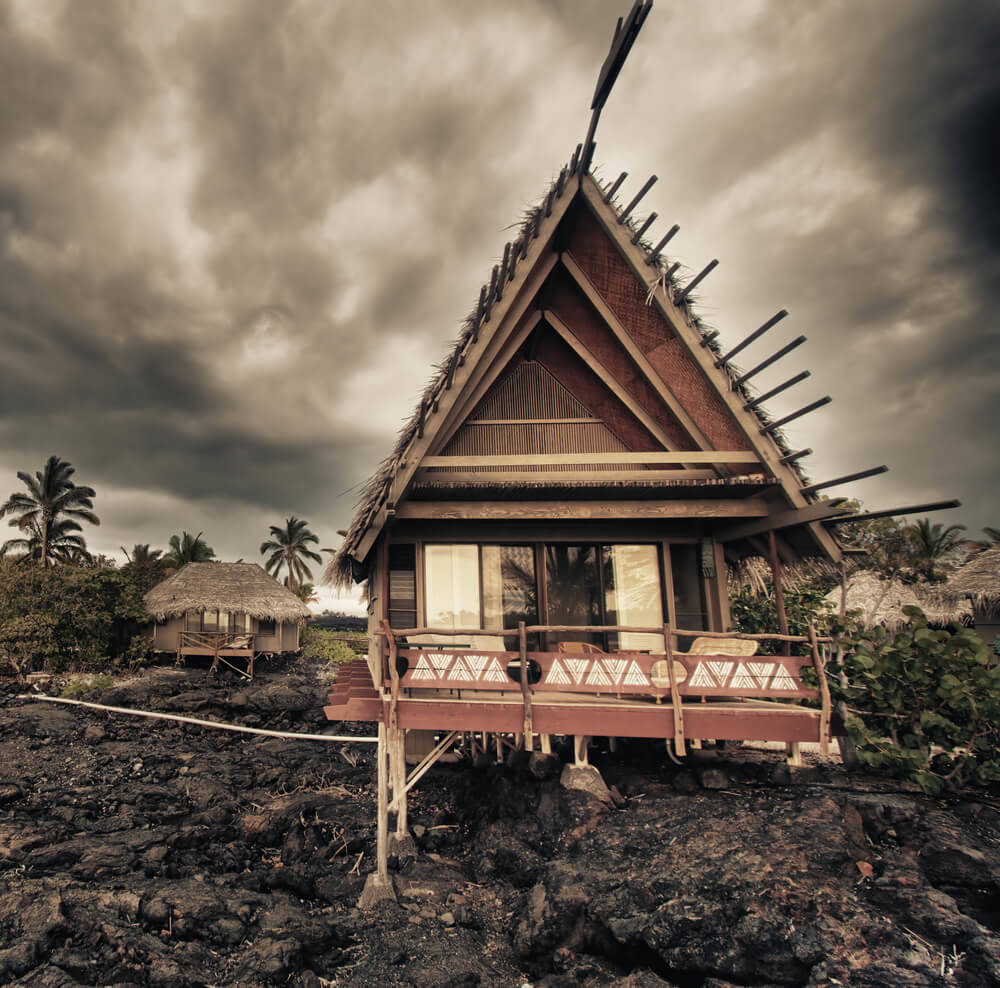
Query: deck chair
[
  {"left": 687, "top": 636, "right": 758, "bottom": 657},
  {"left": 556, "top": 640, "right": 607, "bottom": 655}
]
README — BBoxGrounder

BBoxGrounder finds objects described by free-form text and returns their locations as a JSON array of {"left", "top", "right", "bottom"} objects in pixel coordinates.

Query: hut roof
[
  {"left": 942, "top": 548, "right": 1000, "bottom": 615},
  {"left": 824, "top": 570, "right": 971, "bottom": 630},
  {"left": 145, "top": 562, "right": 311, "bottom": 623},
  {"left": 327, "top": 157, "right": 837, "bottom": 589}
]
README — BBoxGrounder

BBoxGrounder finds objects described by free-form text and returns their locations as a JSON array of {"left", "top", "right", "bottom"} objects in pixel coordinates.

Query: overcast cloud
[{"left": 1, "top": 0, "right": 996, "bottom": 612}]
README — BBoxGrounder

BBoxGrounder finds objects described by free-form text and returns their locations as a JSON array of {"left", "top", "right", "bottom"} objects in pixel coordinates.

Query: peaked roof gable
[{"left": 330, "top": 159, "right": 843, "bottom": 585}]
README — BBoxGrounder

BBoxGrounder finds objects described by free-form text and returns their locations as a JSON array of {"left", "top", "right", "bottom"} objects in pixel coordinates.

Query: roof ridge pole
[
  {"left": 579, "top": 1, "right": 654, "bottom": 179},
  {"left": 717, "top": 310, "right": 788, "bottom": 367}
]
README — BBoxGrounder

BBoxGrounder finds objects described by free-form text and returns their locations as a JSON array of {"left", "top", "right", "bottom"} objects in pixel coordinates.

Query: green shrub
[
  {"left": 301, "top": 626, "right": 358, "bottom": 665},
  {"left": 61, "top": 675, "right": 113, "bottom": 699},
  {"left": 828, "top": 606, "right": 1000, "bottom": 794},
  {"left": 730, "top": 585, "right": 832, "bottom": 654}
]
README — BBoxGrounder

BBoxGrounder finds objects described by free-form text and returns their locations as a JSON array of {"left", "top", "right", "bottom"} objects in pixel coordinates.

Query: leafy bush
[
  {"left": 730, "top": 585, "right": 831, "bottom": 653},
  {"left": 828, "top": 606, "right": 1000, "bottom": 794},
  {"left": 61, "top": 675, "right": 114, "bottom": 699},
  {"left": 301, "top": 626, "right": 358, "bottom": 665},
  {"left": 0, "top": 564, "right": 151, "bottom": 676}
]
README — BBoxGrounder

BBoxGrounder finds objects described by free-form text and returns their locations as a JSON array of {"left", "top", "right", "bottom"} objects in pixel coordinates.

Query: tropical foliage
[
  {"left": 260, "top": 516, "right": 322, "bottom": 591},
  {"left": 164, "top": 531, "right": 216, "bottom": 570},
  {"left": 0, "top": 456, "right": 100, "bottom": 566},
  {"left": 0, "top": 564, "right": 151, "bottom": 677},
  {"left": 300, "top": 625, "right": 359, "bottom": 665},
  {"left": 904, "top": 519, "right": 968, "bottom": 582},
  {"left": 121, "top": 544, "right": 167, "bottom": 594},
  {"left": 828, "top": 608, "right": 1000, "bottom": 794}
]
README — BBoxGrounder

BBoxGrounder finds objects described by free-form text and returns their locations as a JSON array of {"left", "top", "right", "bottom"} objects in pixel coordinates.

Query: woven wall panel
[
  {"left": 567, "top": 206, "right": 751, "bottom": 452},
  {"left": 548, "top": 269, "right": 696, "bottom": 450}
]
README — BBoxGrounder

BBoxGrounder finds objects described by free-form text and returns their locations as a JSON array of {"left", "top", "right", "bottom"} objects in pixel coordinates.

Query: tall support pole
[
  {"left": 519, "top": 621, "right": 533, "bottom": 752},
  {"left": 809, "top": 622, "right": 832, "bottom": 757},
  {"left": 664, "top": 623, "right": 686, "bottom": 756},
  {"left": 768, "top": 530, "right": 791, "bottom": 656},
  {"left": 393, "top": 728, "right": 408, "bottom": 837},
  {"left": 376, "top": 721, "right": 389, "bottom": 884}
]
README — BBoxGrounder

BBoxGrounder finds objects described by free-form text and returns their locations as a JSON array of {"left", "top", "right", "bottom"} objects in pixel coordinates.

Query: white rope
[{"left": 16, "top": 694, "right": 378, "bottom": 743}]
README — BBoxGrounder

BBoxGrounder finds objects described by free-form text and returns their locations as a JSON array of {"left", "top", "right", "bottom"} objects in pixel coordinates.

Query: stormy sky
[{"left": 1, "top": 0, "right": 997, "bottom": 613}]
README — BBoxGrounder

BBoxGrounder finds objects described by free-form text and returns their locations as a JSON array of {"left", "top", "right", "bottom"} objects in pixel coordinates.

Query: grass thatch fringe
[
  {"left": 942, "top": 548, "right": 1000, "bottom": 617},
  {"left": 326, "top": 156, "right": 820, "bottom": 588},
  {"left": 145, "top": 562, "right": 311, "bottom": 624}
]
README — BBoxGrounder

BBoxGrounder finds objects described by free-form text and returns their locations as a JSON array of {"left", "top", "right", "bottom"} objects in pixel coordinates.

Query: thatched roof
[
  {"left": 327, "top": 157, "right": 823, "bottom": 589},
  {"left": 824, "top": 570, "right": 971, "bottom": 630},
  {"left": 145, "top": 563, "right": 311, "bottom": 623},
  {"left": 942, "top": 548, "right": 1000, "bottom": 616}
]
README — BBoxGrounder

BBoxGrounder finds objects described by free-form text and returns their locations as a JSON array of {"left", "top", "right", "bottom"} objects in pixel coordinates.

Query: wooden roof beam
[
  {"left": 800, "top": 465, "right": 888, "bottom": 497},
  {"left": 422, "top": 451, "right": 760, "bottom": 467},
  {"left": 618, "top": 175, "right": 657, "bottom": 225},
  {"left": 732, "top": 336, "right": 807, "bottom": 387},
  {"left": 744, "top": 371, "right": 810, "bottom": 412},
  {"left": 717, "top": 310, "right": 788, "bottom": 368},
  {"left": 716, "top": 500, "right": 854, "bottom": 543},
  {"left": 823, "top": 499, "right": 962, "bottom": 526},
  {"left": 559, "top": 252, "right": 714, "bottom": 452},
  {"left": 760, "top": 396, "right": 832, "bottom": 435},
  {"left": 646, "top": 224, "right": 679, "bottom": 265},
  {"left": 603, "top": 171, "right": 628, "bottom": 203},
  {"left": 676, "top": 259, "right": 719, "bottom": 303},
  {"left": 397, "top": 498, "right": 770, "bottom": 522}
]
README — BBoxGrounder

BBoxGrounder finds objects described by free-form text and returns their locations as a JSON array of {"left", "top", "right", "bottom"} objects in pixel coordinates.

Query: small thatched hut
[
  {"left": 824, "top": 570, "right": 970, "bottom": 630},
  {"left": 145, "top": 562, "right": 311, "bottom": 658},
  {"left": 943, "top": 548, "right": 1000, "bottom": 648}
]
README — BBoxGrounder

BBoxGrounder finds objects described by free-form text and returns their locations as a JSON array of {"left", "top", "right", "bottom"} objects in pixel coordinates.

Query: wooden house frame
[
  {"left": 145, "top": 562, "right": 310, "bottom": 678},
  {"left": 325, "top": 2, "right": 959, "bottom": 902}
]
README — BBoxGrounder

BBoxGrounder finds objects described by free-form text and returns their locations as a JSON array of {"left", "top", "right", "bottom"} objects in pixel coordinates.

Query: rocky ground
[{"left": 2, "top": 665, "right": 1000, "bottom": 987}]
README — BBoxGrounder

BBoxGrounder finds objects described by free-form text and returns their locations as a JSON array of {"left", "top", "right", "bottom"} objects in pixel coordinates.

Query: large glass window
[
  {"left": 545, "top": 545, "right": 602, "bottom": 645},
  {"left": 423, "top": 544, "right": 538, "bottom": 642},
  {"left": 602, "top": 545, "right": 665, "bottom": 652},
  {"left": 185, "top": 611, "right": 201, "bottom": 632},
  {"left": 388, "top": 544, "right": 417, "bottom": 629}
]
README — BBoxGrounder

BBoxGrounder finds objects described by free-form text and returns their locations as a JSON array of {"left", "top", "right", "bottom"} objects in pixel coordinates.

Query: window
[
  {"left": 545, "top": 544, "right": 664, "bottom": 650},
  {"left": 388, "top": 544, "right": 417, "bottom": 629},
  {"left": 258, "top": 618, "right": 276, "bottom": 636},
  {"left": 423, "top": 544, "right": 538, "bottom": 642},
  {"left": 202, "top": 610, "right": 219, "bottom": 632},
  {"left": 669, "top": 543, "right": 708, "bottom": 649},
  {"left": 184, "top": 611, "right": 201, "bottom": 632}
]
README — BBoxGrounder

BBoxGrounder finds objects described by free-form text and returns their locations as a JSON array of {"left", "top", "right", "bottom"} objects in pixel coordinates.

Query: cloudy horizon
[{"left": 1, "top": 0, "right": 997, "bottom": 613}]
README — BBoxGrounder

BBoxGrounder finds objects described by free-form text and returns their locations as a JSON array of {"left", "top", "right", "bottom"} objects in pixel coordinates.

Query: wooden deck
[{"left": 325, "top": 620, "right": 834, "bottom": 749}]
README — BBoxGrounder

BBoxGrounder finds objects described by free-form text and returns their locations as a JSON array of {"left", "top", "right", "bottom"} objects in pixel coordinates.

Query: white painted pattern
[
  {"left": 603, "top": 658, "right": 628, "bottom": 684},
  {"left": 482, "top": 657, "right": 508, "bottom": 683},
  {"left": 429, "top": 653, "right": 452, "bottom": 675},
  {"left": 623, "top": 661, "right": 649, "bottom": 686},
  {"left": 545, "top": 658, "right": 572, "bottom": 685},
  {"left": 688, "top": 662, "right": 715, "bottom": 688},
  {"left": 447, "top": 656, "right": 473, "bottom": 681},
  {"left": 748, "top": 662, "right": 776, "bottom": 687},
  {"left": 705, "top": 661, "right": 734, "bottom": 686},
  {"left": 412, "top": 655, "right": 436, "bottom": 680},
  {"left": 769, "top": 664, "right": 799, "bottom": 691},
  {"left": 586, "top": 661, "right": 613, "bottom": 686},
  {"left": 464, "top": 655, "right": 489, "bottom": 678},
  {"left": 564, "top": 658, "right": 590, "bottom": 684}
]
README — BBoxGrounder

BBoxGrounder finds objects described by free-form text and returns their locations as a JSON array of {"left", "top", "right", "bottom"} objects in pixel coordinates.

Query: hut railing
[
  {"left": 179, "top": 631, "right": 256, "bottom": 652},
  {"left": 375, "top": 622, "right": 833, "bottom": 754}
]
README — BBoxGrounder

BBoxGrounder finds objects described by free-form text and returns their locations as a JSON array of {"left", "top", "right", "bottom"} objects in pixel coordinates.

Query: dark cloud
[{"left": 0, "top": 0, "right": 995, "bottom": 601}]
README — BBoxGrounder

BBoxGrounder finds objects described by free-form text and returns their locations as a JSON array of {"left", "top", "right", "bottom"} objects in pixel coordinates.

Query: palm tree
[
  {"left": 163, "top": 531, "right": 216, "bottom": 571},
  {"left": 905, "top": 518, "right": 968, "bottom": 582},
  {"left": 260, "top": 516, "right": 322, "bottom": 591},
  {"left": 122, "top": 543, "right": 167, "bottom": 592},
  {"left": 291, "top": 581, "right": 319, "bottom": 605},
  {"left": 1, "top": 517, "right": 92, "bottom": 564},
  {"left": 967, "top": 527, "right": 1000, "bottom": 555},
  {"left": 0, "top": 456, "right": 99, "bottom": 567}
]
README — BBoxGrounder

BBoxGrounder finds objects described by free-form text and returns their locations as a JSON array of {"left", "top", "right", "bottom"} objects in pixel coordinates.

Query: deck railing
[
  {"left": 375, "top": 621, "right": 833, "bottom": 755},
  {"left": 179, "top": 631, "right": 256, "bottom": 652}
]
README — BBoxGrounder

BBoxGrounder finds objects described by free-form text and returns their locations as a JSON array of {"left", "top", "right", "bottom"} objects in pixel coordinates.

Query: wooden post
[
  {"left": 376, "top": 722, "right": 389, "bottom": 883},
  {"left": 540, "top": 734, "right": 552, "bottom": 754},
  {"left": 809, "top": 622, "right": 832, "bottom": 756},
  {"left": 393, "top": 728, "right": 408, "bottom": 837},
  {"left": 664, "top": 624, "right": 686, "bottom": 756},
  {"left": 573, "top": 735, "right": 589, "bottom": 766},
  {"left": 768, "top": 531, "right": 791, "bottom": 657},
  {"left": 382, "top": 620, "right": 399, "bottom": 732},
  {"left": 519, "top": 621, "right": 533, "bottom": 752}
]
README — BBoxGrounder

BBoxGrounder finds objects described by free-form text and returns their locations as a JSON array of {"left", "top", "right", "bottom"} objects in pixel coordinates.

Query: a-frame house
[
  {"left": 328, "top": 154, "right": 849, "bottom": 747},
  {"left": 326, "top": 3, "right": 958, "bottom": 901}
]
